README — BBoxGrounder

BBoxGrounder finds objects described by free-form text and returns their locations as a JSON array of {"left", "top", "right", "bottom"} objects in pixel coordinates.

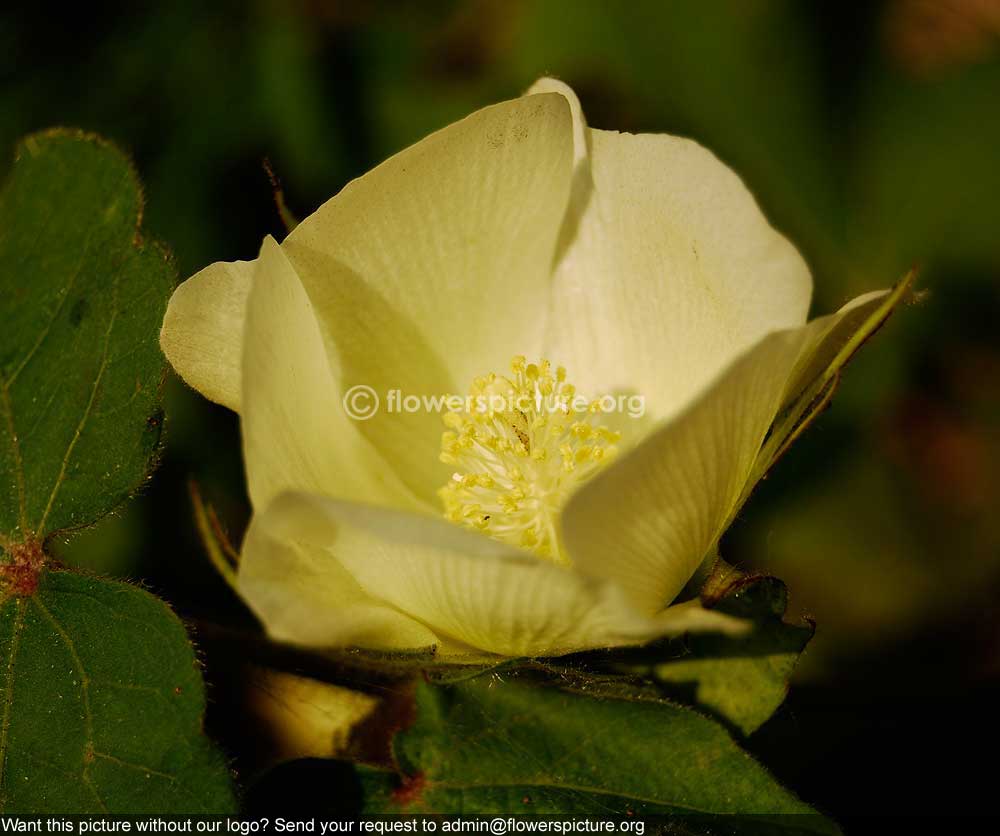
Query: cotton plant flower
[{"left": 161, "top": 79, "right": 909, "bottom": 658}]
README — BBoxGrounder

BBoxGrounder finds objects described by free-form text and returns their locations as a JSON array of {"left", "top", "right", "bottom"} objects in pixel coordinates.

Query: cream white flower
[{"left": 161, "top": 79, "right": 908, "bottom": 658}]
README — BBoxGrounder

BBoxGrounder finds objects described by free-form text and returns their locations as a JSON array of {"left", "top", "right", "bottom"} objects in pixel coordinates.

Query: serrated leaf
[
  {"left": 0, "top": 569, "right": 234, "bottom": 813},
  {"left": 0, "top": 129, "right": 171, "bottom": 546},
  {"left": 356, "top": 676, "right": 837, "bottom": 831},
  {"left": 0, "top": 131, "right": 234, "bottom": 813}
]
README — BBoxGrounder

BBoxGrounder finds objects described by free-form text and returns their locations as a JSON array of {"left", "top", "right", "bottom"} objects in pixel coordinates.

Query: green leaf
[
  {"left": 0, "top": 569, "right": 234, "bottom": 813},
  {"left": 0, "top": 129, "right": 170, "bottom": 544},
  {"left": 356, "top": 676, "right": 837, "bottom": 830},
  {"left": 626, "top": 570, "right": 812, "bottom": 736},
  {"left": 0, "top": 131, "right": 234, "bottom": 812},
  {"left": 526, "top": 565, "right": 811, "bottom": 737}
]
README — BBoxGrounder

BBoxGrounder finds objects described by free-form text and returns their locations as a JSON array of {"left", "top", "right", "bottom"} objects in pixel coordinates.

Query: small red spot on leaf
[
  {"left": 391, "top": 773, "right": 426, "bottom": 808},
  {"left": 0, "top": 538, "right": 44, "bottom": 597}
]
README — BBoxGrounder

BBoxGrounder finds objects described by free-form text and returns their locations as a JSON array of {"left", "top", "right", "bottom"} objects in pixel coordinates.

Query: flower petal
[
  {"left": 561, "top": 286, "right": 910, "bottom": 615},
  {"left": 239, "top": 498, "right": 438, "bottom": 650},
  {"left": 241, "top": 236, "right": 421, "bottom": 512},
  {"left": 280, "top": 94, "right": 574, "bottom": 504},
  {"left": 240, "top": 492, "right": 743, "bottom": 658},
  {"left": 525, "top": 77, "right": 587, "bottom": 168},
  {"left": 160, "top": 258, "right": 254, "bottom": 412},
  {"left": 545, "top": 125, "right": 812, "bottom": 423}
]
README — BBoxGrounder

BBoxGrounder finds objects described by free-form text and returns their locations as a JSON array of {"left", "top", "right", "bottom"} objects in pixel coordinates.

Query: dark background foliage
[{"left": 4, "top": 0, "right": 999, "bottom": 820}]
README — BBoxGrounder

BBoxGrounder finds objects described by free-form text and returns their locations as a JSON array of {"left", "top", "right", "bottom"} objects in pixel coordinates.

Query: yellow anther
[
  {"left": 596, "top": 427, "right": 621, "bottom": 443},
  {"left": 438, "top": 355, "right": 621, "bottom": 565}
]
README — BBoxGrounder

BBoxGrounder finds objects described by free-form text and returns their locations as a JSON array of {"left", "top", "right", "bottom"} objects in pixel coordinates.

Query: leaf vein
[
  {"left": 0, "top": 385, "right": 28, "bottom": 536},
  {"left": 6, "top": 226, "right": 94, "bottom": 388},
  {"left": 36, "top": 272, "right": 121, "bottom": 534},
  {"left": 31, "top": 596, "right": 107, "bottom": 812},
  {"left": 0, "top": 600, "right": 27, "bottom": 809}
]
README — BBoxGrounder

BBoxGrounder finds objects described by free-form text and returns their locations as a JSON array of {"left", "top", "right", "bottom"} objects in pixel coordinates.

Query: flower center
[{"left": 438, "top": 356, "right": 620, "bottom": 564}]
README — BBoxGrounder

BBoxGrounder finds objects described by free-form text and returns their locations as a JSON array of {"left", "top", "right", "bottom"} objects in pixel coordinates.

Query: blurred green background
[{"left": 5, "top": 0, "right": 999, "bottom": 820}]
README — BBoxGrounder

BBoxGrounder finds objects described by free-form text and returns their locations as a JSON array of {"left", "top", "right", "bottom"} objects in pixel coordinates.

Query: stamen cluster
[{"left": 439, "top": 356, "right": 620, "bottom": 563}]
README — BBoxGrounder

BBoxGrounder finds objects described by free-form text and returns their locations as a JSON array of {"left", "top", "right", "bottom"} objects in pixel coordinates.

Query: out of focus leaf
[{"left": 849, "top": 59, "right": 1000, "bottom": 281}]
